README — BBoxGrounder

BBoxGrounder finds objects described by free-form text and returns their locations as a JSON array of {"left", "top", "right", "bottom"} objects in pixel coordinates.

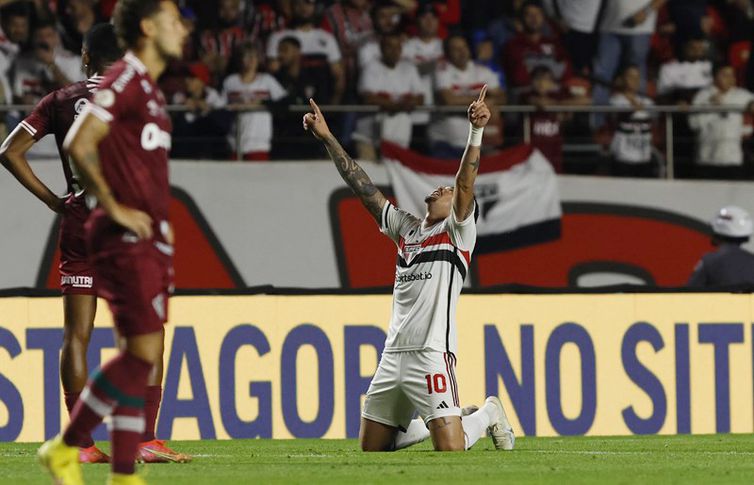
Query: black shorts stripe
[
  {"left": 447, "top": 352, "right": 459, "bottom": 406},
  {"left": 396, "top": 249, "right": 467, "bottom": 281},
  {"left": 444, "top": 352, "right": 459, "bottom": 407}
]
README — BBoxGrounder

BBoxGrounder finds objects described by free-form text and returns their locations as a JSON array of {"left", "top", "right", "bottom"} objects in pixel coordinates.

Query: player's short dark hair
[
  {"left": 84, "top": 23, "right": 124, "bottom": 73},
  {"left": 279, "top": 36, "right": 301, "bottom": 50},
  {"left": 113, "top": 0, "right": 164, "bottom": 49}
]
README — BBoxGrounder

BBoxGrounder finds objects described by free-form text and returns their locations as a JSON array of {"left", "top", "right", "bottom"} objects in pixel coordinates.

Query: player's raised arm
[
  {"left": 64, "top": 112, "right": 153, "bottom": 239},
  {"left": 453, "top": 85, "right": 490, "bottom": 221},
  {"left": 0, "top": 126, "right": 63, "bottom": 212},
  {"left": 303, "top": 98, "right": 387, "bottom": 223}
]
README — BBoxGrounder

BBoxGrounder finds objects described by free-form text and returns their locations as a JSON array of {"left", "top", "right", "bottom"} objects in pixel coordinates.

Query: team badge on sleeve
[{"left": 94, "top": 89, "right": 115, "bottom": 108}]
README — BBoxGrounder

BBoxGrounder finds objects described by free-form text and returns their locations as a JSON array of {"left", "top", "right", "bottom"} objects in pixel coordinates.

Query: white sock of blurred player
[{"left": 392, "top": 419, "right": 430, "bottom": 450}]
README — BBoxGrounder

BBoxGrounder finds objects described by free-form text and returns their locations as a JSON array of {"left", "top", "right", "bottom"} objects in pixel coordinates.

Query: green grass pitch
[{"left": 2, "top": 435, "right": 753, "bottom": 484}]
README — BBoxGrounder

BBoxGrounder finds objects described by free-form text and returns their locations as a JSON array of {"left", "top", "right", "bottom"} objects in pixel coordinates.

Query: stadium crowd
[{"left": 1, "top": 0, "right": 754, "bottom": 177}]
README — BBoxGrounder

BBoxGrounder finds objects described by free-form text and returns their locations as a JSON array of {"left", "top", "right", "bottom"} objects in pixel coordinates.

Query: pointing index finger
[
  {"left": 478, "top": 84, "right": 488, "bottom": 103},
  {"left": 309, "top": 98, "right": 322, "bottom": 116}
]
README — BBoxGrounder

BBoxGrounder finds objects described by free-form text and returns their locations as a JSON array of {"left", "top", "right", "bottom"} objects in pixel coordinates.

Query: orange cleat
[
  {"left": 79, "top": 445, "right": 110, "bottom": 464},
  {"left": 136, "top": 439, "right": 192, "bottom": 463}
]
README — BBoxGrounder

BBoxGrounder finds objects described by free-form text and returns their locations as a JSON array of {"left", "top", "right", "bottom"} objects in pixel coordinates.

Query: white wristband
[{"left": 468, "top": 125, "right": 484, "bottom": 147}]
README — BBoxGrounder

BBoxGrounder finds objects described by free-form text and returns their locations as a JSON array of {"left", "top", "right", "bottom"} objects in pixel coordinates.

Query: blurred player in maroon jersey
[
  {"left": 2, "top": 22, "right": 188, "bottom": 468},
  {"left": 0, "top": 23, "right": 121, "bottom": 465},
  {"left": 37, "top": 1, "right": 188, "bottom": 484}
]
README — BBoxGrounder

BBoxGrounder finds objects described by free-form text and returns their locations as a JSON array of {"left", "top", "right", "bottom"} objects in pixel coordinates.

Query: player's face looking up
[
  {"left": 150, "top": 1, "right": 187, "bottom": 61},
  {"left": 424, "top": 186, "right": 454, "bottom": 220}
]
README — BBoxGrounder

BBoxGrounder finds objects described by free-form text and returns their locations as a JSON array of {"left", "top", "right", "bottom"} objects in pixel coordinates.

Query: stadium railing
[{"left": 3, "top": 103, "right": 751, "bottom": 179}]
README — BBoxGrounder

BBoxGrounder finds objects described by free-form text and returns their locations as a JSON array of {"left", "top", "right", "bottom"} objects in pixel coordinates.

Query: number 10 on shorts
[{"left": 424, "top": 373, "right": 447, "bottom": 394}]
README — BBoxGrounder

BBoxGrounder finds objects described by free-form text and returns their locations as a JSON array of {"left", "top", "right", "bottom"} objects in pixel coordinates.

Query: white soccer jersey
[
  {"left": 430, "top": 60, "right": 499, "bottom": 148},
  {"left": 379, "top": 201, "right": 476, "bottom": 355},
  {"left": 222, "top": 73, "right": 287, "bottom": 153},
  {"left": 403, "top": 37, "right": 443, "bottom": 125}
]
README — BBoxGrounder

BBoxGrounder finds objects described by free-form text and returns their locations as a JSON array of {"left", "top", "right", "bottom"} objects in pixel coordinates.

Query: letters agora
[{"left": 0, "top": 321, "right": 749, "bottom": 441}]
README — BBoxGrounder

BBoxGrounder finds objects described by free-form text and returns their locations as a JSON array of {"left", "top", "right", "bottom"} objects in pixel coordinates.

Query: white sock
[
  {"left": 393, "top": 418, "right": 431, "bottom": 450},
  {"left": 462, "top": 402, "right": 496, "bottom": 450}
]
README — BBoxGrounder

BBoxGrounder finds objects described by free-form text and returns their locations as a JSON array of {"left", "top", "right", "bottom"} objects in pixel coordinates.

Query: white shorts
[{"left": 362, "top": 350, "right": 461, "bottom": 430}]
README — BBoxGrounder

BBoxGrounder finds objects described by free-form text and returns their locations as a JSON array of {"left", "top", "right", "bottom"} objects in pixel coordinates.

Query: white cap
[{"left": 711, "top": 206, "right": 753, "bottom": 238}]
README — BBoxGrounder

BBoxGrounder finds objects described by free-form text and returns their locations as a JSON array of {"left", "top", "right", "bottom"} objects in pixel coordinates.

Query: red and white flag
[{"left": 382, "top": 143, "right": 562, "bottom": 253}]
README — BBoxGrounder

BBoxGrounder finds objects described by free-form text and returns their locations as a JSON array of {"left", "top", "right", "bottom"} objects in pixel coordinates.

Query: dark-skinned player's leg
[{"left": 61, "top": 293, "right": 111, "bottom": 464}]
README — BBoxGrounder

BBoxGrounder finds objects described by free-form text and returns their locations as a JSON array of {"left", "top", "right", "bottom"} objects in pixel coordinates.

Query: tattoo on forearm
[
  {"left": 324, "top": 134, "right": 383, "bottom": 219},
  {"left": 469, "top": 156, "right": 480, "bottom": 172}
]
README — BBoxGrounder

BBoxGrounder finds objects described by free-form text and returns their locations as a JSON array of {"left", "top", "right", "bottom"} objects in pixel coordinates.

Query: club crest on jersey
[
  {"left": 403, "top": 243, "right": 422, "bottom": 263},
  {"left": 140, "top": 122, "right": 171, "bottom": 151}
]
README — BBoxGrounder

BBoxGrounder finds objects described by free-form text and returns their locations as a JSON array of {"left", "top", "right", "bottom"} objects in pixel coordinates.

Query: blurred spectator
[
  {"left": 267, "top": 0, "right": 345, "bottom": 104},
  {"left": 411, "top": 0, "right": 460, "bottom": 38},
  {"left": 274, "top": 36, "right": 332, "bottom": 103},
  {"left": 716, "top": 0, "right": 754, "bottom": 44},
  {"left": 545, "top": 0, "right": 602, "bottom": 76},
  {"left": 272, "top": 35, "right": 332, "bottom": 159},
  {"left": 689, "top": 64, "right": 754, "bottom": 178},
  {"left": 11, "top": 19, "right": 82, "bottom": 106},
  {"left": 223, "top": 43, "right": 288, "bottom": 161},
  {"left": 608, "top": 64, "right": 657, "bottom": 177},
  {"left": 0, "top": 2, "right": 31, "bottom": 60},
  {"left": 247, "top": 1, "right": 289, "bottom": 46},
  {"left": 657, "top": 37, "right": 712, "bottom": 104},
  {"left": 59, "top": 0, "right": 100, "bottom": 54},
  {"left": 171, "top": 64, "right": 231, "bottom": 160},
  {"left": 502, "top": 1, "right": 572, "bottom": 100},
  {"left": 593, "top": 0, "right": 666, "bottom": 109},
  {"left": 179, "top": 7, "right": 199, "bottom": 61},
  {"left": 357, "top": 2, "right": 403, "bottom": 69},
  {"left": 657, "top": 36, "right": 712, "bottom": 172},
  {"left": 0, "top": 2, "right": 30, "bottom": 104},
  {"left": 199, "top": 0, "right": 249, "bottom": 86},
  {"left": 403, "top": 4, "right": 443, "bottom": 138},
  {"left": 474, "top": 36, "right": 505, "bottom": 88},
  {"left": 524, "top": 65, "right": 590, "bottom": 172},
  {"left": 353, "top": 33, "right": 423, "bottom": 160},
  {"left": 667, "top": 0, "right": 709, "bottom": 45},
  {"left": 429, "top": 34, "right": 505, "bottom": 158},
  {"left": 322, "top": 0, "right": 373, "bottom": 91}
]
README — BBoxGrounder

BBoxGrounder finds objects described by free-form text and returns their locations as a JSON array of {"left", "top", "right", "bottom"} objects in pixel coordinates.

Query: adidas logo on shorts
[{"left": 436, "top": 401, "right": 449, "bottom": 410}]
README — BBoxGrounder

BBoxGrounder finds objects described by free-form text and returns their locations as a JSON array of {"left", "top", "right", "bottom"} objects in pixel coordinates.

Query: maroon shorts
[
  {"left": 87, "top": 214, "right": 173, "bottom": 337},
  {"left": 59, "top": 195, "right": 96, "bottom": 296}
]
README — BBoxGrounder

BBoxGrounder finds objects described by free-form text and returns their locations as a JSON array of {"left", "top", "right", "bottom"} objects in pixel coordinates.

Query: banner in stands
[
  {"left": 382, "top": 143, "right": 562, "bottom": 254},
  {"left": 6, "top": 151, "right": 754, "bottom": 290},
  {"left": 1, "top": 294, "right": 752, "bottom": 442}
]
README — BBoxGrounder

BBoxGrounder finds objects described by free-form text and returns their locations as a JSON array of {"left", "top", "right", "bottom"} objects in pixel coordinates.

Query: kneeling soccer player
[{"left": 303, "top": 86, "right": 515, "bottom": 452}]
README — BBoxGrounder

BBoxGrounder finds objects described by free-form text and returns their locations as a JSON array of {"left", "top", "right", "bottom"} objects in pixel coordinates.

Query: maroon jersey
[
  {"left": 80, "top": 52, "right": 172, "bottom": 242},
  {"left": 20, "top": 76, "right": 103, "bottom": 194}
]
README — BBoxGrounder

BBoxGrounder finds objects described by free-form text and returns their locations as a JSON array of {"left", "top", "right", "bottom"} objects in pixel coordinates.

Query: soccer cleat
[
  {"left": 38, "top": 434, "right": 84, "bottom": 485},
  {"left": 136, "top": 439, "right": 192, "bottom": 463},
  {"left": 79, "top": 445, "right": 110, "bottom": 464},
  {"left": 461, "top": 404, "right": 479, "bottom": 416},
  {"left": 485, "top": 396, "right": 515, "bottom": 450},
  {"left": 107, "top": 472, "right": 147, "bottom": 485}
]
